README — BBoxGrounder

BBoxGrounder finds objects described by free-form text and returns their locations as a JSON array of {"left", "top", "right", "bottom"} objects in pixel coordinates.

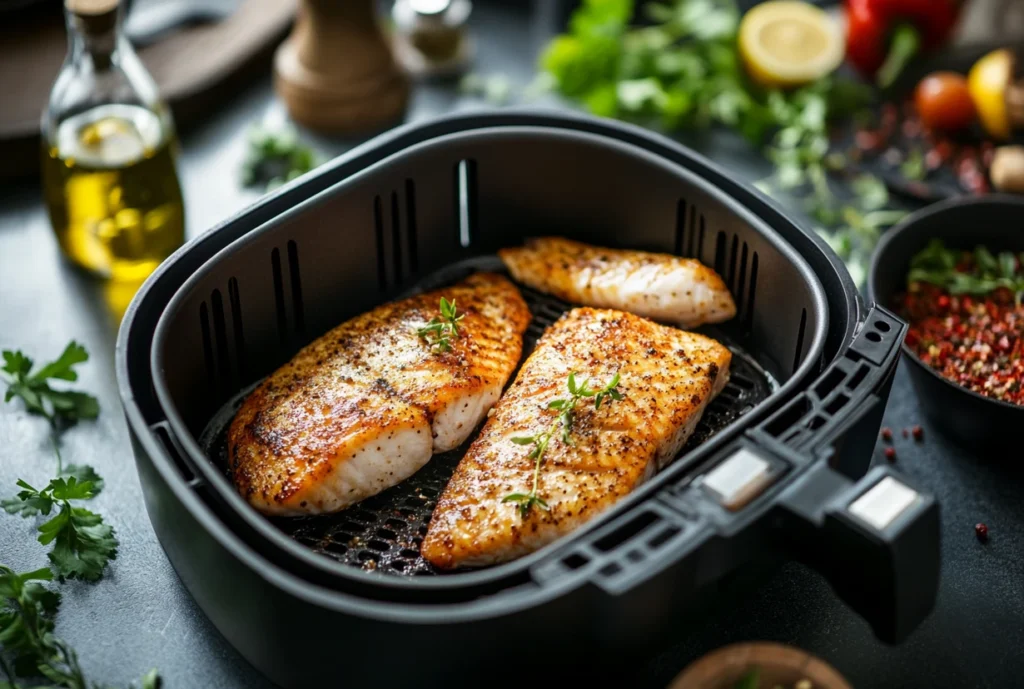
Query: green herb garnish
[
  {"left": 901, "top": 147, "right": 926, "bottom": 181},
  {"left": 540, "top": 0, "right": 904, "bottom": 284},
  {"left": 733, "top": 668, "right": 760, "bottom": 689},
  {"left": 240, "top": 125, "right": 321, "bottom": 192},
  {"left": 2, "top": 342, "right": 99, "bottom": 429},
  {"left": 2, "top": 476, "right": 117, "bottom": 582},
  {"left": 416, "top": 297, "right": 465, "bottom": 353},
  {"left": 503, "top": 372, "right": 623, "bottom": 518},
  {"left": 908, "top": 239, "right": 1024, "bottom": 301},
  {"left": 0, "top": 565, "right": 159, "bottom": 688}
]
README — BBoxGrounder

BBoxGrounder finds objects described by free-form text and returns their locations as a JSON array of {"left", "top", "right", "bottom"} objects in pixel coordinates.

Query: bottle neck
[{"left": 66, "top": 6, "right": 122, "bottom": 70}]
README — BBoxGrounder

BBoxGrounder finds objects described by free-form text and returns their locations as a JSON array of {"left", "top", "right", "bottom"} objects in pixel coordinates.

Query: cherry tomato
[{"left": 914, "top": 72, "right": 977, "bottom": 133}]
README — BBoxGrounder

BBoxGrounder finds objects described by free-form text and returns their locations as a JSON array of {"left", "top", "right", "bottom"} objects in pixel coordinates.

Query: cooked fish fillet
[
  {"left": 228, "top": 273, "right": 531, "bottom": 516},
  {"left": 499, "top": 237, "right": 737, "bottom": 327},
  {"left": 421, "top": 307, "right": 731, "bottom": 569}
]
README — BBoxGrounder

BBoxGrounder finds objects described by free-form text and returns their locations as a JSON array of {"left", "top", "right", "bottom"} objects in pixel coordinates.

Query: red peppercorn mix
[
  {"left": 975, "top": 523, "right": 989, "bottom": 543},
  {"left": 898, "top": 282, "right": 1024, "bottom": 406}
]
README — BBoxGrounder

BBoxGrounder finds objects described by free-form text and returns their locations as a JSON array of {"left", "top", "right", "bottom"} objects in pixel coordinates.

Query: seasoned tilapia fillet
[
  {"left": 229, "top": 273, "right": 531, "bottom": 516},
  {"left": 499, "top": 237, "right": 737, "bottom": 327},
  {"left": 422, "top": 308, "right": 731, "bottom": 569}
]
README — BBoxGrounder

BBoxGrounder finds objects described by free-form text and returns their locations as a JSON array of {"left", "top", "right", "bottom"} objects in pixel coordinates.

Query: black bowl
[{"left": 868, "top": 195, "right": 1024, "bottom": 450}]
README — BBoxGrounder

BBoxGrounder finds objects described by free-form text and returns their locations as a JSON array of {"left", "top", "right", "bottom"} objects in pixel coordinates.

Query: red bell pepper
[{"left": 845, "top": 0, "right": 963, "bottom": 87}]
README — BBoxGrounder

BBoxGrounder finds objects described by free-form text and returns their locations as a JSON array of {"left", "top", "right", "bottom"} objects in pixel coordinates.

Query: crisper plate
[{"left": 199, "top": 257, "right": 778, "bottom": 576}]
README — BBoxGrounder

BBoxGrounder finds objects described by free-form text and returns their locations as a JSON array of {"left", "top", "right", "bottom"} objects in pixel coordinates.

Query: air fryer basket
[{"left": 119, "top": 112, "right": 939, "bottom": 688}]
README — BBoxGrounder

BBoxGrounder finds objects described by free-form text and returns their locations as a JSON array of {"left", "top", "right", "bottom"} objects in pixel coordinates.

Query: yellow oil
[{"left": 42, "top": 104, "right": 184, "bottom": 281}]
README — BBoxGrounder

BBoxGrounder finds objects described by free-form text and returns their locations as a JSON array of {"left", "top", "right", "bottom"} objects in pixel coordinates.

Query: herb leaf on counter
[
  {"left": 0, "top": 565, "right": 159, "bottom": 688},
  {"left": 1, "top": 342, "right": 99, "bottom": 427},
  {"left": 4, "top": 477, "right": 117, "bottom": 583}
]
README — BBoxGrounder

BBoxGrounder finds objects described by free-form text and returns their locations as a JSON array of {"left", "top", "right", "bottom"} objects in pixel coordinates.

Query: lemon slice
[{"left": 738, "top": 1, "right": 844, "bottom": 89}]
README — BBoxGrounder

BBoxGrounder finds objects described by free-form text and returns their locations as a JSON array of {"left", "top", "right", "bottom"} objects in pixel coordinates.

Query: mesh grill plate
[{"left": 200, "top": 258, "right": 778, "bottom": 576}]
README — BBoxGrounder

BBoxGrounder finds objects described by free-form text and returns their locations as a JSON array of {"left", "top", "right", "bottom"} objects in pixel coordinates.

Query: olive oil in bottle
[{"left": 41, "top": 0, "right": 184, "bottom": 281}]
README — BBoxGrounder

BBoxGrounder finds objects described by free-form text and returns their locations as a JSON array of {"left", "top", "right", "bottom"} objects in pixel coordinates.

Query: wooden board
[{"left": 0, "top": 0, "right": 295, "bottom": 181}]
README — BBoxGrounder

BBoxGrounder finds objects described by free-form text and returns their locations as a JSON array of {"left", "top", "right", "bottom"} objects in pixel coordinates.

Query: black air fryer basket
[{"left": 118, "top": 112, "right": 940, "bottom": 688}]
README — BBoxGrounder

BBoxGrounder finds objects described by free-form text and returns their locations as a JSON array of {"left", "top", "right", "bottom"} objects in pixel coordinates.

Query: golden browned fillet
[
  {"left": 228, "top": 273, "right": 531, "bottom": 516},
  {"left": 421, "top": 307, "right": 731, "bottom": 569},
  {"left": 499, "top": 237, "right": 736, "bottom": 327}
]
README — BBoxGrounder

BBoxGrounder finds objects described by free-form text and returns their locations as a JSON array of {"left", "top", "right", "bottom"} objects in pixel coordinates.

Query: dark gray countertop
[{"left": 2, "top": 4, "right": 1022, "bottom": 688}]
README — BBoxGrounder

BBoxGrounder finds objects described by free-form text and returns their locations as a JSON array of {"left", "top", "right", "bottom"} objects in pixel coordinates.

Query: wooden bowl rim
[{"left": 668, "top": 642, "right": 852, "bottom": 689}]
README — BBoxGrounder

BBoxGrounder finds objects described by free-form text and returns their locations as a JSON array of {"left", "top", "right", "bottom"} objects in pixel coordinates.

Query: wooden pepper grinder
[{"left": 274, "top": 0, "right": 409, "bottom": 134}]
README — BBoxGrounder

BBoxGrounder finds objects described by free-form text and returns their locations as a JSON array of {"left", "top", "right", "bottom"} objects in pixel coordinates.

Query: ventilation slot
[
  {"left": 792, "top": 308, "right": 807, "bottom": 374},
  {"left": 847, "top": 363, "right": 870, "bottom": 391},
  {"left": 727, "top": 235, "right": 739, "bottom": 290},
  {"left": 714, "top": 231, "right": 727, "bottom": 276},
  {"left": 455, "top": 159, "right": 477, "bottom": 248},
  {"left": 697, "top": 214, "right": 706, "bottom": 263},
  {"left": 814, "top": 367, "right": 845, "bottom": 399},
  {"left": 563, "top": 553, "right": 589, "bottom": 571},
  {"left": 405, "top": 179, "right": 419, "bottom": 273},
  {"left": 825, "top": 393, "right": 850, "bottom": 415},
  {"left": 373, "top": 195, "right": 387, "bottom": 291},
  {"left": 735, "top": 242, "right": 749, "bottom": 310},
  {"left": 593, "top": 510, "right": 659, "bottom": 552},
  {"left": 227, "top": 277, "right": 245, "bottom": 382},
  {"left": 648, "top": 525, "right": 681, "bottom": 549},
  {"left": 390, "top": 192, "right": 404, "bottom": 285},
  {"left": 287, "top": 240, "right": 305, "bottom": 336},
  {"left": 675, "top": 199, "right": 687, "bottom": 255},
  {"left": 210, "top": 288, "right": 231, "bottom": 390},
  {"left": 271, "top": 247, "right": 288, "bottom": 344},
  {"left": 764, "top": 396, "right": 813, "bottom": 438},
  {"left": 743, "top": 252, "right": 759, "bottom": 331},
  {"left": 686, "top": 204, "right": 697, "bottom": 257},
  {"left": 199, "top": 301, "right": 215, "bottom": 387}
]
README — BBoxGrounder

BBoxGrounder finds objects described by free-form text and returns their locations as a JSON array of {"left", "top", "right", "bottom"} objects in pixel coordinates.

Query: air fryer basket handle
[
  {"left": 776, "top": 460, "right": 940, "bottom": 644},
  {"left": 754, "top": 304, "right": 940, "bottom": 643}
]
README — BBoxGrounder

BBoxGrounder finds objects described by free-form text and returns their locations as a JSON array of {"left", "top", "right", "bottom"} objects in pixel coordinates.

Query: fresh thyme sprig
[
  {"left": 416, "top": 297, "right": 465, "bottom": 352},
  {"left": 503, "top": 372, "right": 623, "bottom": 518}
]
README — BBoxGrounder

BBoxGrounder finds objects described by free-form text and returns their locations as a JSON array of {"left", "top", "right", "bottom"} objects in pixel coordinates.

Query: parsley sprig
[
  {"left": 416, "top": 297, "right": 465, "bottom": 353},
  {"left": 2, "top": 342, "right": 100, "bottom": 473},
  {"left": 538, "top": 0, "right": 906, "bottom": 286},
  {"left": 1, "top": 343, "right": 99, "bottom": 427},
  {"left": 503, "top": 372, "right": 623, "bottom": 518},
  {"left": 908, "top": 240, "right": 1024, "bottom": 302},
  {"left": 1, "top": 342, "right": 152, "bottom": 686},
  {"left": 2, "top": 476, "right": 117, "bottom": 583},
  {"left": 0, "top": 566, "right": 159, "bottom": 689}
]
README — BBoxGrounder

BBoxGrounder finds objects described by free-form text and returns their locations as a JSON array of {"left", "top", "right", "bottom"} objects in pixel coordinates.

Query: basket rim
[{"left": 118, "top": 110, "right": 860, "bottom": 613}]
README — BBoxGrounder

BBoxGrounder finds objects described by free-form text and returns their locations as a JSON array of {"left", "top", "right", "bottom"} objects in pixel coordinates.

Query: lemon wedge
[{"left": 738, "top": 1, "right": 844, "bottom": 89}]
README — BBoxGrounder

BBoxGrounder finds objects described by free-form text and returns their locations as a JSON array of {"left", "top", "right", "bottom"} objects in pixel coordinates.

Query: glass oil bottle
[{"left": 41, "top": 0, "right": 184, "bottom": 282}]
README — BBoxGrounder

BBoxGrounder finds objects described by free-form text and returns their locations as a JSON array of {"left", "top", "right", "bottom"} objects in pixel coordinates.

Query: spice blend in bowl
[
  {"left": 868, "top": 195, "right": 1024, "bottom": 450},
  {"left": 896, "top": 240, "right": 1024, "bottom": 406}
]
